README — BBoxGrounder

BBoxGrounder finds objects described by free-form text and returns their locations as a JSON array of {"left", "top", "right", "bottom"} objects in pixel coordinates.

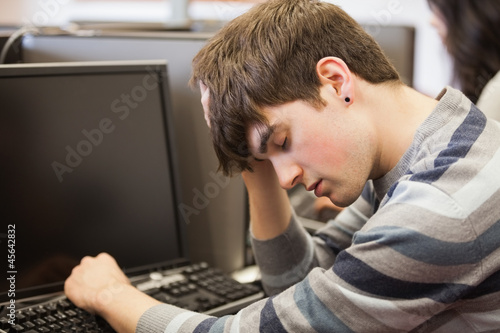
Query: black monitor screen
[{"left": 0, "top": 60, "right": 184, "bottom": 303}]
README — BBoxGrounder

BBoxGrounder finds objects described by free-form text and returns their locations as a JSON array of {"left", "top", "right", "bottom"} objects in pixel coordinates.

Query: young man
[{"left": 65, "top": 0, "right": 500, "bottom": 331}]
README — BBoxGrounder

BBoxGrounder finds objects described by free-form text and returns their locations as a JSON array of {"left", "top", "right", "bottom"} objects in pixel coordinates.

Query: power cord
[{"left": 0, "top": 26, "right": 40, "bottom": 64}]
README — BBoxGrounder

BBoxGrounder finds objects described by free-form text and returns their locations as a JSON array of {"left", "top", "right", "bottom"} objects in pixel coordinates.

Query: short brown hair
[{"left": 190, "top": 0, "right": 400, "bottom": 176}]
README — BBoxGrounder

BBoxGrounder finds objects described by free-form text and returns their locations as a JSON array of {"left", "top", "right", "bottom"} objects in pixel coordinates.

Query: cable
[{"left": 0, "top": 26, "right": 40, "bottom": 64}]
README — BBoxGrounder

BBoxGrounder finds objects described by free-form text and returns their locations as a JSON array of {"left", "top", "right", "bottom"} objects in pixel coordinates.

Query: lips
[
  {"left": 314, "top": 180, "right": 323, "bottom": 197},
  {"left": 307, "top": 180, "right": 323, "bottom": 197}
]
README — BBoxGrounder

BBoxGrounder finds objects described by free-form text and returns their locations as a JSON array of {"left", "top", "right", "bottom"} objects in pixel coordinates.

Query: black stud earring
[{"left": 345, "top": 97, "right": 351, "bottom": 103}]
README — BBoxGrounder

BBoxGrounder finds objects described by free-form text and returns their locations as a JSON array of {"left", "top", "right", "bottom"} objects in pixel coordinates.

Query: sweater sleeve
[{"left": 137, "top": 177, "right": 498, "bottom": 332}]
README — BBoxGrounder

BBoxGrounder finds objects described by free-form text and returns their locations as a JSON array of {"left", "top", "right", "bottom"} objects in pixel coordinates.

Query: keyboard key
[
  {"left": 10, "top": 324, "right": 25, "bottom": 333},
  {"left": 0, "top": 317, "right": 10, "bottom": 330},
  {"left": 14, "top": 312, "right": 26, "bottom": 323}
]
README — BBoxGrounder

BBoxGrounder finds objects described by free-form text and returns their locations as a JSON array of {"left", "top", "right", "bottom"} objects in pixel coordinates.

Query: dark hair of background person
[{"left": 427, "top": 0, "right": 500, "bottom": 104}]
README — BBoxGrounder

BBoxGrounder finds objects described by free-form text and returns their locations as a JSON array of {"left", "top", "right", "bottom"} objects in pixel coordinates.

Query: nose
[{"left": 272, "top": 157, "right": 303, "bottom": 190}]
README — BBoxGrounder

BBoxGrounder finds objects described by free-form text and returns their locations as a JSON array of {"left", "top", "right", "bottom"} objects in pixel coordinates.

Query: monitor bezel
[{"left": 0, "top": 60, "right": 189, "bottom": 305}]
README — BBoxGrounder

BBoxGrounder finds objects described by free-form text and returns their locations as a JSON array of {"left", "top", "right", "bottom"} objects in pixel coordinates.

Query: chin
[
  {"left": 328, "top": 195, "right": 352, "bottom": 208},
  {"left": 328, "top": 189, "right": 363, "bottom": 208}
]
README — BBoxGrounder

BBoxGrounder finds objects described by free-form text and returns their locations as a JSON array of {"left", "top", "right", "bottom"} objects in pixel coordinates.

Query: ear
[
  {"left": 199, "top": 81, "right": 211, "bottom": 128},
  {"left": 316, "top": 57, "right": 354, "bottom": 106}
]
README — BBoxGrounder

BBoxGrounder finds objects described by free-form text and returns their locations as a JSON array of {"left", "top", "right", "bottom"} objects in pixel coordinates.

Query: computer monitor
[
  {"left": 362, "top": 24, "right": 415, "bottom": 87},
  {"left": 0, "top": 60, "right": 187, "bottom": 302},
  {"left": 20, "top": 33, "right": 249, "bottom": 274}
]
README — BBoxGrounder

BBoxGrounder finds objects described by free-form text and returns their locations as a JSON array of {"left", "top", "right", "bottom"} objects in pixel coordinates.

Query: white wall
[
  {"left": 0, "top": 0, "right": 74, "bottom": 27},
  {"left": 1, "top": 0, "right": 452, "bottom": 97},
  {"left": 0, "top": 0, "right": 28, "bottom": 25}
]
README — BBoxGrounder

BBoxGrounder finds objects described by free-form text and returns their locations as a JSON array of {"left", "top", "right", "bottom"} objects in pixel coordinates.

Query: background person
[{"left": 428, "top": 0, "right": 500, "bottom": 120}]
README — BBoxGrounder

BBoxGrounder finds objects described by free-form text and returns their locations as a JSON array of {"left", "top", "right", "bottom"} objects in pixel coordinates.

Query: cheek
[
  {"left": 315, "top": 127, "right": 374, "bottom": 177},
  {"left": 296, "top": 115, "right": 367, "bottom": 172},
  {"left": 302, "top": 138, "right": 351, "bottom": 170},
  {"left": 430, "top": 14, "right": 448, "bottom": 42}
]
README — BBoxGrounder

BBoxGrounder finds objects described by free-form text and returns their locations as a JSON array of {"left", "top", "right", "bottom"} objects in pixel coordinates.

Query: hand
[
  {"left": 199, "top": 81, "right": 211, "bottom": 128},
  {"left": 314, "top": 196, "right": 344, "bottom": 221},
  {"left": 64, "top": 253, "right": 131, "bottom": 315},
  {"left": 314, "top": 196, "right": 344, "bottom": 214},
  {"left": 242, "top": 159, "right": 292, "bottom": 240},
  {"left": 241, "top": 159, "right": 277, "bottom": 184}
]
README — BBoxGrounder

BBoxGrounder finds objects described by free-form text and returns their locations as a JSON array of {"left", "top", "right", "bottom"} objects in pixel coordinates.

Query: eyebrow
[{"left": 258, "top": 124, "right": 276, "bottom": 154}]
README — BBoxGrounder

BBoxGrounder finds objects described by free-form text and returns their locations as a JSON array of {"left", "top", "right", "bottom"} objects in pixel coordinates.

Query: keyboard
[
  {"left": 1, "top": 299, "right": 113, "bottom": 333},
  {"left": 0, "top": 263, "right": 264, "bottom": 333}
]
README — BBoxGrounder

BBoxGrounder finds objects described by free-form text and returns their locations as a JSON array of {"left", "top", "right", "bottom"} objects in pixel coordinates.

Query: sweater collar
[{"left": 372, "top": 86, "right": 468, "bottom": 202}]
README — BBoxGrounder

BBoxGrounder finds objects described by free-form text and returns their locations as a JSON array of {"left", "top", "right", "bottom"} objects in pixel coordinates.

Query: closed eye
[{"left": 281, "top": 137, "right": 288, "bottom": 150}]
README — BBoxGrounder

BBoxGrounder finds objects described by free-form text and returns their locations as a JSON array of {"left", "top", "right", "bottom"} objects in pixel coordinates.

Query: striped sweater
[{"left": 136, "top": 87, "right": 500, "bottom": 332}]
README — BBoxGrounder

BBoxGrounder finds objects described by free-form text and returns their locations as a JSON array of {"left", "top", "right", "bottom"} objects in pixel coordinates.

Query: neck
[{"left": 357, "top": 81, "right": 439, "bottom": 179}]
